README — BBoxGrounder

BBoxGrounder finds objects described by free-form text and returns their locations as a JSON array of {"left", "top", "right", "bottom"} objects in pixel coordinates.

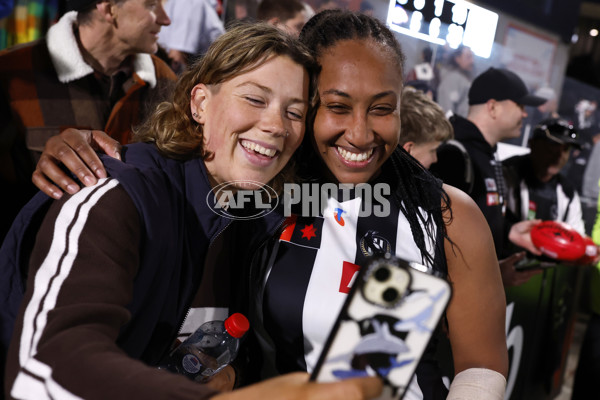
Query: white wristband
[{"left": 446, "top": 368, "right": 506, "bottom": 400}]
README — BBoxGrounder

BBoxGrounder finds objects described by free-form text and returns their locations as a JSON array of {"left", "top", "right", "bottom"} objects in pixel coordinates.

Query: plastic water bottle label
[
  {"left": 182, "top": 354, "right": 201, "bottom": 374},
  {"left": 216, "top": 348, "right": 231, "bottom": 365}
]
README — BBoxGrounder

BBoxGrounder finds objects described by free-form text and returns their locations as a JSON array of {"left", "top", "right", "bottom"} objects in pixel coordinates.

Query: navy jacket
[{"left": 1, "top": 143, "right": 284, "bottom": 399}]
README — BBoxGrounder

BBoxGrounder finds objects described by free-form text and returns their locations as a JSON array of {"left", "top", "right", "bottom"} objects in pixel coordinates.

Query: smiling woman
[
  {"left": 250, "top": 9, "right": 509, "bottom": 400},
  {"left": 312, "top": 38, "right": 402, "bottom": 184},
  {"left": 134, "top": 20, "right": 312, "bottom": 192},
  {"left": 1, "top": 21, "right": 382, "bottom": 400},
  {"left": 191, "top": 55, "right": 307, "bottom": 188}
]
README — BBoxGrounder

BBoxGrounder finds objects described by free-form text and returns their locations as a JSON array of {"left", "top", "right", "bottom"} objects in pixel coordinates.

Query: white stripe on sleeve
[{"left": 14, "top": 178, "right": 119, "bottom": 399}]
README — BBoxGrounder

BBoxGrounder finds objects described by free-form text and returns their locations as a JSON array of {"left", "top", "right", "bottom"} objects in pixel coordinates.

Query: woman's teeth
[
  {"left": 241, "top": 140, "right": 277, "bottom": 157},
  {"left": 337, "top": 147, "right": 374, "bottom": 162}
]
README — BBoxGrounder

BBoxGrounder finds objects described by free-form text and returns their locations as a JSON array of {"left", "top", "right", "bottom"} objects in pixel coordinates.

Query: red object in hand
[{"left": 530, "top": 221, "right": 586, "bottom": 261}]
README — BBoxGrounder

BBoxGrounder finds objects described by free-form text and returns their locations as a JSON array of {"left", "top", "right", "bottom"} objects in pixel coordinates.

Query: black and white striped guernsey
[{"left": 260, "top": 191, "right": 449, "bottom": 400}]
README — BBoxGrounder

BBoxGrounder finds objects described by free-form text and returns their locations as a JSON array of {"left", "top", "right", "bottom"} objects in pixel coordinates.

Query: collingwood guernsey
[{"left": 257, "top": 186, "right": 448, "bottom": 400}]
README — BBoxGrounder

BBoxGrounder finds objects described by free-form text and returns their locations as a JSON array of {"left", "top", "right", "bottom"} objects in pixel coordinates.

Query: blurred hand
[
  {"left": 499, "top": 252, "right": 542, "bottom": 287},
  {"left": 32, "top": 129, "right": 121, "bottom": 199},
  {"left": 205, "top": 365, "right": 236, "bottom": 392},
  {"left": 508, "top": 220, "right": 542, "bottom": 256},
  {"left": 211, "top": 372, "right": 382, "bottom": 400},
  {"left": 572, "top": 241, "right": 600, "bottom": 266},
  {"left": 168, "top": 49, "right": 188, "bottom": 74}
]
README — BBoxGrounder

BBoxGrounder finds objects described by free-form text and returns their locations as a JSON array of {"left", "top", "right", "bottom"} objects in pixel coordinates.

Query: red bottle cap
[{"left": 224, "top": 313, "right": 250, "bottom": 338}]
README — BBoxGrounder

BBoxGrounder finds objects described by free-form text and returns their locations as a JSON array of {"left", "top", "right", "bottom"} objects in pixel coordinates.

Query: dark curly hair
[{"left": 297, "top": 9, "right": 452, "bottom": 271}]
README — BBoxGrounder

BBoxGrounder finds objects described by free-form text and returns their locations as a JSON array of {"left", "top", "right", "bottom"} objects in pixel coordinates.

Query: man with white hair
[{"left": 0, "top": 0, "right": 177, "bottom": 242}]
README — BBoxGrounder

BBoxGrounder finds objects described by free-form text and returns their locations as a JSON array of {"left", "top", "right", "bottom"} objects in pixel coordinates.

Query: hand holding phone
[{"left": 310, "top": 254, "right": 452, "bottom": 400}]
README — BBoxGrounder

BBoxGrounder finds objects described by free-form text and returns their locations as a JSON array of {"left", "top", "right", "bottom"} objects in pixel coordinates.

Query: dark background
[{"left": 477, "top": 0, "right": 583, "bottom": 43}]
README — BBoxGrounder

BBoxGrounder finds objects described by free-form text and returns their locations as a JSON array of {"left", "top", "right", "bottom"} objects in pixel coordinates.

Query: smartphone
[
  {"left": 514, "top": 254, "right": 558, "bottom": 271},
  {"left": 310, "top": 253, "right": 452, "bottom": 400}
]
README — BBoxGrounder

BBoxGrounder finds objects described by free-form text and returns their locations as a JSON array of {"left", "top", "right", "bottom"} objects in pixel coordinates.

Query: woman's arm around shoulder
[{"left": 442, "top": 184, "right": 509, "bottom": 378}]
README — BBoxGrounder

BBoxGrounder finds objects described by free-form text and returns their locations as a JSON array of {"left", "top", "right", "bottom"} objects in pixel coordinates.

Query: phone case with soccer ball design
[{"left": 310, "top": 254, "right": 452, "bottom": 400}]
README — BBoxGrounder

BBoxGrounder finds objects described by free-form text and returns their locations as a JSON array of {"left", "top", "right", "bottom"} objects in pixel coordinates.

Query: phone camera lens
[
  {"left": 374, "top": 266, "right": 391, "bottom": 282},
  {"left": 382, "top": 287, "right": 399, "bottom": 303}
]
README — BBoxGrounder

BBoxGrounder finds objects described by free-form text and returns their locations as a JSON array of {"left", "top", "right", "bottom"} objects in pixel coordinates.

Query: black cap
[
  {"left": 468, "top": 67, "right": 547, "bottom": 107},
  {"left": 66, "top": 0, "right": 98, "bottom": 12},
  {"left": 532, "top": 118, "right": 581, "bottom": 149}
]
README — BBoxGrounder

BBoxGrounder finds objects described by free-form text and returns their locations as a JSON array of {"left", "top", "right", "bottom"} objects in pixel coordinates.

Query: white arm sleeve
[{"left": 447, "top": 368, "right": 506, "bottom": 400}]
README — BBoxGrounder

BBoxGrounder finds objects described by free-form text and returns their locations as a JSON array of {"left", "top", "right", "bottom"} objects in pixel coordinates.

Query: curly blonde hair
[{"left": 134, "top": 21, "right": 316, "bottom": 189}]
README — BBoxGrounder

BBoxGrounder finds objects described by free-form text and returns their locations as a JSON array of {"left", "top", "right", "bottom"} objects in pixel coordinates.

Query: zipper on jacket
[{"left": 175, "top": 219, "right": 234, "bottom": 337}]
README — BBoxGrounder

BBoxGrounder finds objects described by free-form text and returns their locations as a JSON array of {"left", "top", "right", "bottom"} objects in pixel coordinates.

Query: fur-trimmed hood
[{"left": 46, "top": 11, "right": 157, "bottom": 87}]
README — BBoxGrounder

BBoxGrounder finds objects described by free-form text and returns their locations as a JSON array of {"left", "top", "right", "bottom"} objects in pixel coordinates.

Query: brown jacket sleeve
[{"left": 5, "top": 179, "right": 218, "bottom": 400}]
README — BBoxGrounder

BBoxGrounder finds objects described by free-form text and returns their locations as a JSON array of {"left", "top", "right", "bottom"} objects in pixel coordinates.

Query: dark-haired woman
[{"left": 251, "top": 10, "right": 507, "bottom": 400}]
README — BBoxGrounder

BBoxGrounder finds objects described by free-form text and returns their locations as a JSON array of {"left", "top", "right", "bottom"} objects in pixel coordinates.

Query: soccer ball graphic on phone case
[{"left": 311, "top": 255, "right": 451, "bottom": 400}]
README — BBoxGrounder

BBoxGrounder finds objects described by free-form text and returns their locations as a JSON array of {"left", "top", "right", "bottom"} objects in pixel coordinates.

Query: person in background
[
  {"left": 405, "top": 79, "right": 435, "bottom": 100},
  {"left": 158, "top": 0, "right": 225, "bottom": 74},
  {"left": 231, "top": 0, "right": 258, "bottom": 21},
  {"left": 430, "top": 67, "right": 547, "bottom": 287},
  {"left": 508, "top": 86, "right": 560, "bottom": 147},
  {"left": 0, "top": 0, "right": 176, "bottom": 244},
  {"left": 530, "top": 87, "right": 560, "bottom": 121},
  {"left": 359, "top": 0, "right": 374, "bottom": 16},
  {"left": 405, "top": 47, "right": 435, "bottom": 99},
  {"left": 502, "top": 118, "right": 590, "bottom": 383},
  {"left": 2, "top": 21, "right": 382, "bottom": 400},
  {"left": 503, "top": 117, "right": 585, "bottom": 235},
  {"left": 399, "top": 86, "right": 453, "bottom": 169},
  {"left": 257, "top": 0, "right": 309, "bottom": 37},
  {"left": 312, "top": 0, "right": 343, "bottom": 12},
  {"left": 563, "top": 99, "right": 600, "bottom": 197},
  {"left": 436, "top": 45, "right": 474, "bottom": 118}
]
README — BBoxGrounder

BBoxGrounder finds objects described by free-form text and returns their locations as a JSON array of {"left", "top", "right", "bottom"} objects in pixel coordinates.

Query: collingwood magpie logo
[{"left": 360, "top": 230, "right": 391, "bottom": 257}]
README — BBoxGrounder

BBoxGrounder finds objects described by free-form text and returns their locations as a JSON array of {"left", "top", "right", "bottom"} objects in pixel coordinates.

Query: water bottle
[{"left": 161, "top": 313, "right": 249, "bottom": 382}]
